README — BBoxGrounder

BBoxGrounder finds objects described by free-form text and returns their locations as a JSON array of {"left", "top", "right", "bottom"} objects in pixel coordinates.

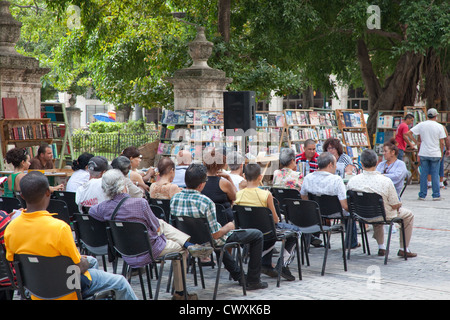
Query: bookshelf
[
  {"left": 0, "top": 118, "right": 53, "bottom": 170},
  {"left": 156, "top": 108, "right": 234, "bottom": 166},
  {"left": 437, "top": 111, "right": 450, "bottom": 126},
  {"left": 283, "top": 109, "right": 340, "bottom": 154},
  {"left": 41, "top": 103, "right": 74, "bottom": 168},
  {"left": 335, "top": 109, "right": 370, "bottom": 160},
  {"left": 254, "top": 111, "right": 287, "bottom": 156},
  {"left": 374, "top": 110, "right": 404, "bottom": 156},
  {"left": 404, "top": 106, "right": 426, "bottom": 126}
]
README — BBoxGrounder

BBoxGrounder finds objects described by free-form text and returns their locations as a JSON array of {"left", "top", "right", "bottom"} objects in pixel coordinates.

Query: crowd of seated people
[{"left": 0, "top": 137, "right": 419, "bottom": 300}]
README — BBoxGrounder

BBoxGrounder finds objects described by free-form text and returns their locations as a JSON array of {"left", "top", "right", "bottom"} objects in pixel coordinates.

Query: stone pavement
[{"left": 120, "top": 183, "right": 450, "bottom": 301}]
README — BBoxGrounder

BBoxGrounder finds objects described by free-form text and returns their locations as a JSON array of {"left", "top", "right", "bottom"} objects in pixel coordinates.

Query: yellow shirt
[
  {"left": 235, "top": 187, "right": 270, "bottom": 208},
  {"left": 4, "top": 209, "right": 86, "bottom": 300}
]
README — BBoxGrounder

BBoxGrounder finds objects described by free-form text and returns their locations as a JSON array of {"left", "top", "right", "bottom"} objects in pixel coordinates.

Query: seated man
[
  {"left": 295, "top": 139, "right": 319, "bottom": 176},
  {"left": 171, "top": 163, "right": 268, "bottom": 291},
  {"left": 300, "top": 152, "right": 359, "bottom": 249},
  {"left": 235, "top": 163, "right": 298, "bottom": 281},
  {"left": 89, "top": 169, "right": 212, "bottom": 300},
  {"left": 29, "top": 144, "right": 54, "bottom": 170},
  {"left": 347, "top": 149, "right": 417, "bottom": 258},
  {"left": 226, "top": 151, "right": 247, "bottom": 191},
  {"left": 4, "top": 171, "right": 137, "bottom": 300},
  {"left": 75, "top": 156, "right": 110, "bottom": 211},
  {"left": 172, "top": 150, "right": 192, "bottom": 188}
]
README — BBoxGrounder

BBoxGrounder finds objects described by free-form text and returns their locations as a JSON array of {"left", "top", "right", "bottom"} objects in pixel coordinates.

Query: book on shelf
[
  {"left": 8, "top": 123, "right": 59, "bottom": 141},
  {"left": 2, "top": 97, "right": 19, "bottom": 119},
  {"left": 342, "top": 112, "right": 362, "bottom": 128},
  {"left": 375, "top": 131, "right": 384, "bottom": 144},
  {"left": 377, "top": 115, "right": 394, "bottom": 128},
  {"left": 309, "top": 111, "right": 320, "bottom": 125},
  {"left": 393, "top": 116, "right": 402, "bottom": 128},
  {"left": 267, "top": 114, "right": 277, "bottom": 127},
  {"left": 162, "top": 109, "right": 224, "bottom": 125}
]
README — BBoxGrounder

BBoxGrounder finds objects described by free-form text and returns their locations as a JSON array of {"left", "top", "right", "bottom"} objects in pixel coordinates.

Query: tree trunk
[
  {"left": 357, "top": 39, "right": 423, "bottom": 144},
  {"left": 302, "top": 86, "right": 314, "bottom": 109},
  {"left": 218, "top": 0, "right": 231, "bottom": 42},
  {"left": 420, "top": 48, "right": 448, "bottom": 111}
]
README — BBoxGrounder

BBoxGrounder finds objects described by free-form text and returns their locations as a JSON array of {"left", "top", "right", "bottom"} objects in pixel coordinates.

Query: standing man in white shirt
[{"left": 405, "top": 108, "right": 447, "bottom": 200}]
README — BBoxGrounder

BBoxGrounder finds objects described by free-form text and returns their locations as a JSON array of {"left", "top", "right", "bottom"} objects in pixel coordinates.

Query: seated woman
[
  {"left": 121, "top": 146, "right": 151, "bottom": 192},
  {"left": 202, "top": 148, "right": 237, "bottom": 223},
  {"left": 235, "top": 163, "right": 298, "bottom": 281},
  {"left": 272, "top": 148, "right": 303, "bottom": 191},
  {"left": 376, "top": 138, "right": 408, "bottom": 197},
  {"left": 66, "top": 152, "right": 94, "bottom": 192},
  {"left": 3, "top": 148, "right": 31, "bottom": 198},
  {"left": 323, "top": 138, "right": 354, "bottom": 177},
  {"left": 149, "top": 157, "right": 182, "bottom": 199}
]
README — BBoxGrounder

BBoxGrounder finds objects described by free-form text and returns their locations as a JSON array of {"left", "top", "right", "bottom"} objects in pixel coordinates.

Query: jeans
[
  {"left": 397, "top": 149, "right": 405, "bottom": 161},
  {"left": 219, "top": 228, "right": 263, "bottom": 284},
  {"left": 82, "top": 256, "right": 138, "bottom": 300},
  {"left": 419, "top": 156, "right": 441, "bottom": 199}
]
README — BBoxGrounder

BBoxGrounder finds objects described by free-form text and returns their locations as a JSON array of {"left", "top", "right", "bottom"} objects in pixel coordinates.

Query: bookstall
[
  {"left": 374, "top": 110, "right": 405, "bottom": 157},
  {"left": 335, "top": 109, "right": 371, "bottom": 160},
  {"left": 254, "top": 110, "right": 287, "bottom": 156}
]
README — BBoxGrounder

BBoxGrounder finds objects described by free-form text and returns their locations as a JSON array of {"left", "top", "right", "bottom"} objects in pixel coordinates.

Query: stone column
[
  {"left": 0, "top": 1, "right": 49, "bottom": 118},
  {"left": 167, "top": 27, "right": 232, "bottom": 111}
]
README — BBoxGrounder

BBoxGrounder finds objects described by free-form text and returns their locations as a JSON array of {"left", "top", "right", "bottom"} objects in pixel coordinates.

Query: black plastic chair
[
  {"left": 106, "top": 220, "right": 186, "bottom": 300},
  {"left": 13, "top": 254, "right": 115, "bottom": 300},
  {"left": 399, "top": 171, "right": 412, "bottom": 198},
  {"left": 283, "top": 198, "right": 347, "bottom": 276},
  {"left": 233, "top": 205, "right": 301, "bottom": 287},
  {"left": 148, "top": 198, "right": 171, "bottom": 223},
  {"left": 72, "top": 213, "right": 110, "bottom": 272},
  {"left": 346, "top": 190, "right": 407, "bottom": 264},
  {"left": 215, "top": 203, "right": 231, "bottom": 227},
  {"left": 172, "top": 215, "right": 246, "bottom": 300},
  {"left": 270, "top": 187, "right": 301, "bottom": 221},
  {"left": 53, "top": 191, "right": 80, "bottom": 220},
  {"left": 308, "top": 193, "right": 353, "bottom": 248},
  {"left": 14, "top": 192, "right": 26, "bottom": 209},
  {"left": 47, "top": 199, "right": 71, "bottom": 226},
  {"left": 149, "top": 204, "right": 166, "bottom": 221},
  {"left": 0, "top": 245, "right": 17, "bottom": 300},
  {"left": 0, "top": 197, "right": 21, "bottom": 214}
]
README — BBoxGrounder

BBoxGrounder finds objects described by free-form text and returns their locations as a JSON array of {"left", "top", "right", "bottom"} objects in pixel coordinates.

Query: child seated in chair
[{"left": 234, "top": 163, "right": 299, "bottom": 281}]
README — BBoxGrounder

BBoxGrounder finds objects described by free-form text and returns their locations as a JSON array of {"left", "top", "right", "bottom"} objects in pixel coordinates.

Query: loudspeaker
[{"left": 223, "top": 91, "right": 256, "bottom": 133}]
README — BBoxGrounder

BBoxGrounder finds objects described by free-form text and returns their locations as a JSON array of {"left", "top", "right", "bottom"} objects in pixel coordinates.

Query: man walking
[{"left": 406, "top": 108, "right": 447, "bottom": 200}]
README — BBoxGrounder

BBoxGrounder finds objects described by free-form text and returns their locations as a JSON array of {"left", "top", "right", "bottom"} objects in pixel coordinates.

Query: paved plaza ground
[{"left": 122, "top": 183, "right": 450, "bottom": 303}]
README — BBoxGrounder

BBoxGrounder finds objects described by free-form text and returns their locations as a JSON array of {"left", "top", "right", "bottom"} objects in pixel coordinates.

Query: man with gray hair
[
  {"left": 300, "top": 152, "right": 359, "bottom": 249},
  {"left": 89, "top": 169, "right": 214, "bottom": 300},
  {"left": 75, "top": 155, "right": 110, "bottom": 211},
  {"left": 347, "top": 149, "right": 416, "bottom": 258},
  {"left": 226, "top": 151, "right": 247, "bottom": 191}
]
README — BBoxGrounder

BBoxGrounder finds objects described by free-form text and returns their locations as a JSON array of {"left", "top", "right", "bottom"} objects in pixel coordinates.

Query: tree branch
[{"left": 366, "top": 29, "right": 402, "bottom": 41}]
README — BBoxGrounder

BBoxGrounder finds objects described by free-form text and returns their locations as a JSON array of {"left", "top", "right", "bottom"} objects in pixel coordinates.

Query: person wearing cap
[
  {"left": 75, "top": 156, "right": 110, "bottom": 211},
  {"left": 405, "top": 108, "right": 447, "bottom": 200}
]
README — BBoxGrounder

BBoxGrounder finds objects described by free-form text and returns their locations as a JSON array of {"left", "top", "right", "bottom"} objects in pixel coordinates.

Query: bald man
[{"left": 173, "top": 150, "right": 192, "bottom": 188}]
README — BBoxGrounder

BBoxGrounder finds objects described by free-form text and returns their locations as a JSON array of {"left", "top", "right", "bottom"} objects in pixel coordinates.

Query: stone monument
[
  {"left": 0, "top": 1, "right": 49, "bottom": 118},
  {"left": 167, "top": 26, "right": 232, "bottom": 111}
]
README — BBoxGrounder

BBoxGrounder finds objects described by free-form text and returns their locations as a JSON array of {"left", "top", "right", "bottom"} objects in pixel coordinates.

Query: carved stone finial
[{"left": 0, "top": 1, "right": 22, "bottom": 55}]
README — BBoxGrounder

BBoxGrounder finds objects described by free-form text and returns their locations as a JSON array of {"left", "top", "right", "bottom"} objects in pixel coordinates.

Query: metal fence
[{"left": 72, "top": 131, "right": 159, "bottom": 161}]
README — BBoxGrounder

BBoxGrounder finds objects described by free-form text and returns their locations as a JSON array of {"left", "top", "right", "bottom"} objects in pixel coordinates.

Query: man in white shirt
[
  {"left": 75, "top": 156, "right": 110, "bottom": 211},
  {"left": 173, "top": 150, "right": 192, "bottom": 188},
  {"left": 406, "top": 108, "right": 447, "bottom": 200},
  {"left": 226, "top": 151, "right": 247, "bottom": 191},
  {"left": 347, "top": 149, "right": 416, "bottom": 258},
  {"left": 300, "top": 152, "right": 358, "bottom": 249}
]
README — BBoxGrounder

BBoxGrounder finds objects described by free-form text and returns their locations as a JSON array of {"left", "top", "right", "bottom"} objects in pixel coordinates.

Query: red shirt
[{"left": 395, "top": 122, "right": 409, "bottom": 151}]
